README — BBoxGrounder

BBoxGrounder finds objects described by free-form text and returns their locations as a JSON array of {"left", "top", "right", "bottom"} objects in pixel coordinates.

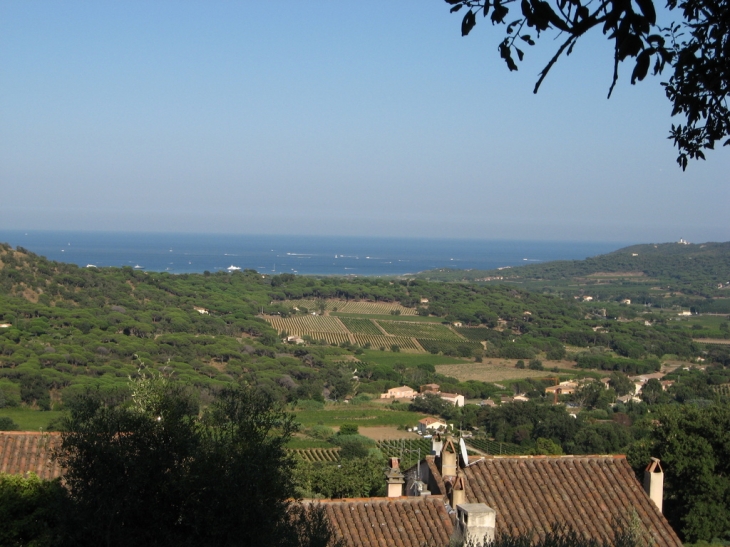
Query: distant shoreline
[{"left": 0, "top": 230, "right": 628, "bottom": 277}]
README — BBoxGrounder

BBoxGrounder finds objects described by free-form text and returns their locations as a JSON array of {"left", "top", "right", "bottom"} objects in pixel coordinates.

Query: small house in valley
[
  {"left": 380, "top": 385, "right": 417, "bottom": 400},
  {"left": 439, "top": 392, "right": 465, "bottom": 407},
  {"left": 418, "top": 417, "right": 447, "bottom": 434}
]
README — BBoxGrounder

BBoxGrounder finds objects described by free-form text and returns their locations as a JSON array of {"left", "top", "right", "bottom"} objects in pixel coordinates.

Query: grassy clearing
[
  {"left": 293, "top": 404, "right": 421, "bottom": 428},
  {"left": 0, "top": 408, "right": 64, "bottom": 430},
  {"left": 677, "top": 315, "right": 730, "bottom": 339},
  {"left": 356, "top": 350, "right": 468, "bottom": 367}
]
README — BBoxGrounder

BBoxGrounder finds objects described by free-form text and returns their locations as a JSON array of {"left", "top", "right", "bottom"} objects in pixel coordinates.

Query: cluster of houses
[
  {"left": 382, "top": 368, "right": 681, "bottom": 417},
  {"left": 380, "top": 383, "right": 465, "bottom": 407},
  {"left": 0, "top": 427, "right": 684, "bottom": 547}
]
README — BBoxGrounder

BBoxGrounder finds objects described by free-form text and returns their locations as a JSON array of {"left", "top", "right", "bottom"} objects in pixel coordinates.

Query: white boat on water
[
  {"left": 134, "top": 265, "right": 144, "bottom": 269},
  {"left": 227, "top": 265, "right": 241, "bottom": 271}
]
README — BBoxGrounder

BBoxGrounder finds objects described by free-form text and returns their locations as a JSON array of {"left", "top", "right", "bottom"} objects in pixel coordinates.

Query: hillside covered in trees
[
  {"left": 416, "top": 241, "right": 730, "bottom": 312},
  {"left": 0, "top": 242, "right": 710, "bottom": 412}
]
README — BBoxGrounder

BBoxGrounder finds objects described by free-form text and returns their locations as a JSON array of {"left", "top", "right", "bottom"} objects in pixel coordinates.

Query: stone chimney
[
  {"left": 440, "top": 437, "right": 458, "bottom": 477},
  {"left": 385, "top": 457, "right": 405, "bottom": 498},
  {"left": 455, "top": 503, "right": 496, "bottom": 547},
  {"left": 644, "top": 457, "right": 664, "bottom": 513},
  {"left": 450, "top": 470, "right": 467, "bottom": 508}
]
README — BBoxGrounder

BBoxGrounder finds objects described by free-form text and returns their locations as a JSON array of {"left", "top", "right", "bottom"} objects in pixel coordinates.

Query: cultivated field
[
  {"left": 264, "top": 310, "right": 475, "bottom": 353},
  {"left": 305, "top": 332, "right": 352, "bottom": 345},
  {"left": 466, "top": 438, "right": 525, "bottom": 455},
  {"left": 281, "top": 299, "right": 417, "bottom": 315},
  {"left": 378, "top": 320, "right": 463, "bottom": 340},
  {"left": 265, "top": 315, "right": 348, "bottom": 334},
  {"left": 351, "top": 334, "right": 422, "bottom": 352},
  {"left": 291, "top": 448, "right": 341, "bottom": 462},
  {"left": 337, "top": 301, "right": 417, "bottom": 315},
  {"left": 435, "top": 359, "right": 563, "bottom": 383},
  {"left": 339, "top": 317, "right": 383, "bottom": 335},
  {"left": 0, "top": 408, "right": 63, "bottom": 430},
  {"left": 377, "top": 438, "right": 432, "bottom": 468},
  {"left": 358, "top": 426, "right": 420, "bottom": 441}
]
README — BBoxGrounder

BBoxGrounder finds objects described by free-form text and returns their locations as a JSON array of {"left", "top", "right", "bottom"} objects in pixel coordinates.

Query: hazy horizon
[{"left": 2, "top": 2, "right": 728, "bottom": 243}]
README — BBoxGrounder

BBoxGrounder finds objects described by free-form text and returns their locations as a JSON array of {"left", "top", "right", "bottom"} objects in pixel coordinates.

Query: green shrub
[
  {"left": 338, "top": 423, "right": 359, "bottom": 436},
  {"left": 0, "top": 417, "right": 20, "bottom": 431},
  {"left": 0, "top": 473, "right": 68, "bottom": 547},
  {"left": 307, "top": 425, "right": 335, "bottom": 440}
]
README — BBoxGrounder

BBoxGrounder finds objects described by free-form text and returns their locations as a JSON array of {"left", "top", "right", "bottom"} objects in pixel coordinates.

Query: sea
[{"left": 0, "top": 231, "right": 626, "bottom": 277}]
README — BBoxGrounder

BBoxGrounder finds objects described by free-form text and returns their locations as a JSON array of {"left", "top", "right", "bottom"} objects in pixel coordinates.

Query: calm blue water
[{"left": 0, "top": 231, "right": 626, "bottom": 276}]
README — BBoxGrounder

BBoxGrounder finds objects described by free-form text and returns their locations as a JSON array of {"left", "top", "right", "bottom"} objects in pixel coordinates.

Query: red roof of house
[
  {"left": 316, "top": 496, "right": 454, "bottom": 547},
  {"left": 418, "top": 417, "right": 444, "bottom": 425},
  {"left": 429, "top": 454, "right": 682, "bottom": 546},
  {"left": 0, "top": 432, "right": 63, "bottom": 480}
]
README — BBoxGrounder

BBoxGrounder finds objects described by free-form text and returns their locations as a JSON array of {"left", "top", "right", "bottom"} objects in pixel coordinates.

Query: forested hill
[
  {"left": 415, "top": 241, "right": 730, "bottom": 286},
  {"left": 0, "top": 241, "right": 705, "bottom": 411}
]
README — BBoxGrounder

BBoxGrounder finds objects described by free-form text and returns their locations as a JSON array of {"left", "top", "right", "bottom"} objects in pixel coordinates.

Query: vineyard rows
[
  {"left": 266, "top": 315, "right": 348, "bottom": 334},
  {"left": 352, "top": 335, "right": 422, "bottom": 352},
  {"left": 465, "top": 438, "right": 524, "bottom": 455},
  {"left": 289, "top": 440, "right": 515, "bottom": 466},
  {"left": 377, "top": 438, "right": 432, "bottom": 468},
  {"left": 305, "top": 332, "right": 351, "bottom": 345},
  {"left": 339, "top": 317, "right": 383, "bottom": 335},
  {"left": 290, "top": 448, "right": 341, "bottom": 462},
  {"left": 378, "top": 320, "right": 462, "bottom": 340},
  {"left": 338, "top": 301, "right": 417, "bottom": 315},
  {"left": 265, "top": 311, "right": 481, "bottom": 353}
]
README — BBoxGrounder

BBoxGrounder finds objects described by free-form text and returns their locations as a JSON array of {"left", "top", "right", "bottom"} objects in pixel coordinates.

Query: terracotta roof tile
[
  {"left": 447, "top": 455, "right": 682, "bottom": 546},
  {"left": 316, "top": 497, "right": 454, "bottom": 547},
  {"left": 0, "top": 432, "right": 63, "bottom": 480}
]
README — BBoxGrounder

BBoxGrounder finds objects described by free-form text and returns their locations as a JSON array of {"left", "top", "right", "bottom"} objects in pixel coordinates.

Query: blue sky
[{"left": 1, "top": 1, "right": 728, "bottom": 243}]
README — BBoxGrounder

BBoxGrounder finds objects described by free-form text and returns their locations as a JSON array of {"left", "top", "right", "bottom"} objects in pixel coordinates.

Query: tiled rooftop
[
  {"left": 0, "top": 432, "right": 63, "bottom": 480},
  {"left": 437, "top": 455, "right": 683, "bottom": 546},
  {"left": 318, "top": 496, "right": 454, "bottom": 547}
]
